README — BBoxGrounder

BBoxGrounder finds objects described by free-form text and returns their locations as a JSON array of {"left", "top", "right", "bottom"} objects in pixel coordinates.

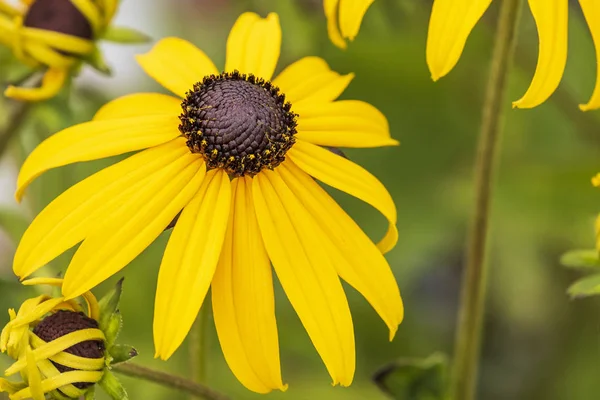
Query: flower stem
[
  {"left": 0, "top": 101, "right": 32, "bottom": 158},
  {"left": 189, "top": 304, "right": 210, "bottom": 397},
  {"left": 113, "top": 363, "right": 229, "bottom": 400},
  {"left": 451, "top": 0, "right": 522, "bottom": 399}
]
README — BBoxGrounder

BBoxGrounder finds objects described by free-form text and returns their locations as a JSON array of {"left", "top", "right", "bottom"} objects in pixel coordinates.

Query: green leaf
[
  {"left": 98, "top": 370, "right": 128, "bottom": 400},
  {"left": 373, "top": 353, "right": 449, "bottom": 400},
  {"left": 109, "top": 344, "right": 138, "bottom": 365},
  {"left": 0, "top": 207, "right": 30, "bottom": 244},
  {"left": 567, "top": 274, "right": 600, "bottom": 299},
  {"left": 102, "top": 26, "right": 151, "bottom": 44},
  {"left": 560, "top": 249, "right": 600, "bottom": 270}
]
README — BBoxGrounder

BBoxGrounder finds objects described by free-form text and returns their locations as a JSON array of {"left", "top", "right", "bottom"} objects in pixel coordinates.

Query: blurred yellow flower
[
  {"left": 426, "top": 0, "right": 600, "bottom": 110},
  {"left": 0, "top": 278, "right": 104, "bottom": 400},
  {"left": 13, "top": 11, "right": 403, "bottom": 393},
  {"left": 0, "top": 0, "right": 139, "bottom": 101},
  {"left": 325, "top": 0, "right": 375, "bottom": 49}
]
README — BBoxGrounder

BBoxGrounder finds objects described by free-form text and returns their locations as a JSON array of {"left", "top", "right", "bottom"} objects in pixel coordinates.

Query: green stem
[
  {"left": 451, "top": 1, "right": 522, "bottom": 399},
  {"left": 113, "top": 363, "right": 228, "bottom": 400},
  {"left": 0, "top": 101, "right": 32, "bottom": 158},
  {"left": 190, "top": 304, "right": 210, "bottom": 385}
]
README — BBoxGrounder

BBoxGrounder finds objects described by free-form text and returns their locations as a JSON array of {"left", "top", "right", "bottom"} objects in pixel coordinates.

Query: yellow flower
[
  {"left": 426, "top": 0, "right": 600, "bottom": 110},
  {"left": 325, "top": 0, "right": 376, "bottom": 49},
  {"left": 0, "top": 0, "right": 121, "bottom": 101},
  {"left": 0, "top": 278, "right": 105, "bottom": 400},
  {"left": 13, "top": 12, "right": 404, "bottom": 393}
]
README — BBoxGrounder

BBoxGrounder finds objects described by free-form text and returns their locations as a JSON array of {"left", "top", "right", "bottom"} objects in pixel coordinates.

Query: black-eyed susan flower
[
  {"left": 427, "top": 0, "right": 600, "bottom": 110},
  {"left": 0, "top": 278, "right": 135, "bottom": 400},
  {"left": 324, "top": 0, "right": 375, "bottom": 49},
  {"left": 13, "top": 11, "right": 403, "bottom": 393},
  {"left": 0, "top": 0, "right": 145, "bottom": 101}
]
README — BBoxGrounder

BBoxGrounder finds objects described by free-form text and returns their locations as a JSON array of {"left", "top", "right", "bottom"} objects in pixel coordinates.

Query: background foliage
[{"left": 1, "top": 0, "right": 600, "bottom": 399}]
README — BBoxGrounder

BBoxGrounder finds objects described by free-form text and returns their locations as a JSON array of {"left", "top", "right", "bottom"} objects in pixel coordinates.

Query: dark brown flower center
[
  {"left": 23, "top": 0, "right": 93, "bottom": 40},
  {"left": 33, "top": 310, "right": 105, "bottom": 390},
  {"left": 179, "top": 71, "right": 298, "bottom": 177}
]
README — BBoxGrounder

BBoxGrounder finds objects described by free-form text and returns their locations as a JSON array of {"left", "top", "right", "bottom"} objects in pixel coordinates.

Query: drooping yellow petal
[
  {"left": 224, "top": 12, "right": 281, "bottom": 80},
  {"left": 294, "top": 100, "right": 398, "bottom": 148},
  {"left": 4, "top": 67, "right": 66, "bottom": 102},
  {"left": 62, "top": 157, "right": 206, "bottom": 299},
  {"left": 212, "top": 177, "right": 286, "bottom": 394},
  {"left": 579, "top": 0, "right": 600, "bottom": 111},
  {"left": 15, "top": 115, "right": 180, "bottom": 201},
  {"left": 94, "top": 93, "right": 182, "bottom": 121},
  {"left": 273, "top": 57, "right": 354, "bottom": 106},
  {"left": 136, "top": 37, "right": 219, "bottom": 98},
  {"left": 288, "top": 140, "right": 397, "bottom": 253},
  {"left": 253, "top": 171, "right": 355, "bottom": 387},
  {"left": 22, "top": 28, "right": 93, "bottom": 55},
  {"left": 513, "top": 0, "right": 568, "bottom": 108},
  {"left": 154, "top": 169, "right": 230, "bottom": 360},
  {"left": 426, "top": 0, "right": 492, "bottom": 81},
  {"left": 324, "top": 0, "right": 347, "bottom": 49},
  {"left": 13, "top": 140, "right": 189, "bottom": 279},
  {"left": 279, "top": 161, "right": 403, "bottom": 338},
  {"left": 338, "top": 0, "right": 375, "bottom": 42},
  {"left": 26, "top": 347, "right": 44, "bottom": 400}
]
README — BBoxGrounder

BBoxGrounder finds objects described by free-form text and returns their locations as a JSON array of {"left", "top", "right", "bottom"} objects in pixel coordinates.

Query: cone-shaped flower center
[
  {"left": 180, "top": 71, "right": 298, "bottom": 176},
  {"left": 33, "top": 310, "right": 105, "bottom": 390},
  {"left": 23, "top": 0, "right": 93, "bottom": 40}
]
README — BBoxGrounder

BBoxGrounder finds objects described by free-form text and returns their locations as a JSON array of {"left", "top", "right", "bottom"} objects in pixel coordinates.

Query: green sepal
[
  {"left": 560, "top": 249, "right": 600, "bottom": 270},
  {"left": 102, "top": 26, "right": 150, "bottom": 44},
  {"left": 98, "top": 370, "right": 128, "bottom": 400},
  {"left": 98, "top": 279, "right": 124, "bottom": 346},
  {"left": 84, "top": 386, "right": 96, "bottom": 400},
  {"left": 373, "top": 352, "right": 449, "bottom": 400},
  {"left": 84, "top": 47, "right": 112, "bottom": 76},
  {"left": 109, "top": 344, "right": 138, "bottom": 365},
  {"left": 567, "top": 274, "right": 600, "bottom": 299}
]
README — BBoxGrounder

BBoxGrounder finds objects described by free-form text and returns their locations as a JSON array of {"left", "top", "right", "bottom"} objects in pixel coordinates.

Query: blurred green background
[{"left": 1, "top": 0, "right": 600, "bottom": 399}]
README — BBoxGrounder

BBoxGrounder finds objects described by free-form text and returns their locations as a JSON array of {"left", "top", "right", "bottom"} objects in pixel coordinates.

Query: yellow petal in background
[
  {"left": 212, "top": 177, "right": 286, "bottom": 393},
  {"left": 253, "top": 171, "right": 355, "bottom": 387},
  {"left": 324, "top": 0, "right": 347, "bottom": 49},
  {"left": 426, "top": 0, "right": 492, "bottom": 81},
  {"left": 338, "top": 0, "right": 375, "bottom": 42},
  {"left": 154, "top": 169, "right": 230, "bottom": 360},
  {"left": 294, "top": 100, "right": 398, "bottom": 148},
  {"left": 513, "top": 0, "right": 568, "bottom": 109},
  {"left": 13, "top": 140, "right": 188, "bottom": 279},
  {"left": 15, "top": 115, "right": 180, "bottom": 201},
  {"left": 136, "top": 37, "right": 219, "bottom": 98},
  {"left": 273, "top": 56, "right": 354, "bottom": 106},
  {"left": 62, "top": 156, "right": 206, "bottom": 299},
  {"left": 4, "top": 67, "right": 67, "bottom": 102},
  {"left": 289, "top": 140, "right": 398, "bottom": 253},
  {"left": 279, "top": 161, "right": 403, "bottom": 340},
  {"left": 93, "top": 93, "right": 182, "bottom": 121},
  {"left": 225, "top": 12, "right": 281, "bottom": 80},
  {"left": 578, "top": 0, "right": 600, "bottom": 111}
]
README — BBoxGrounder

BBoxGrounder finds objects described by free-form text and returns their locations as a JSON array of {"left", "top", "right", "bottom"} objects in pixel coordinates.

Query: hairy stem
[
  {"left": 113, "top": 363, "right": 229, "bottom": 400},
  {"left": 451, "top": 0, "right": 522, "bottom": 399}
]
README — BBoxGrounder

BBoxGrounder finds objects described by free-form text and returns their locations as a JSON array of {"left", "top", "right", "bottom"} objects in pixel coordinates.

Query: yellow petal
[
  {"left": 136, "top": 37, "right": 219, "bottom": 98},
  {"left": 273, "top": 57, "right": 354, "bottom": 106},
  {"left": 579, "top": 0, "right": 600, "bottom": 111},
  {"left": 62, "top": 157, "right": 206, "bottom": 299},
  {"left": 338, "top": 0, "right": 375, "bottom": 41},
  {"left": 253, "top": 171, "right": 355, "bottom": 386},
  {"left": 16, "top": 115, "right": 180, "bottom": 201},
  {"left": 324, "top": 0, "right": 348, "bottom": 49},
  {"left": 22, "top": 28, "right": 93, "bottom": 55},
  {"left": 224, "top": 12, "right": 281, "bottom": 80},
  {"left": 4, "top": 67, "right": 66, "bottom": 102},
  {"left": 13, "top": 140, "right": 189, "bottom": 279},
  {"left": 426, "top": 0, "right": 492, "bottom": 81},
  {"left": 154, "top": 169, "right": 230, "bottom": 360},
  {"left": 212, "top": 177, "right": 286, "bottom": 393},
  {"left": 26, "top": 347, "right": 44, "bottom": 400},
  {"left": 94, "top": 93, "right": 182, "bottom": 121},
  {"left": 288, "top": 140, "right": 397, "bottom": 253},
  {"left": 278, "top": 161, "right": 403, "bottom": 339},
  {"left": 513, "top": 0, "right": 568, "bottom": 108},
  {"left": 295, "top": 100, "right": 398, "bottom": 148}
]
